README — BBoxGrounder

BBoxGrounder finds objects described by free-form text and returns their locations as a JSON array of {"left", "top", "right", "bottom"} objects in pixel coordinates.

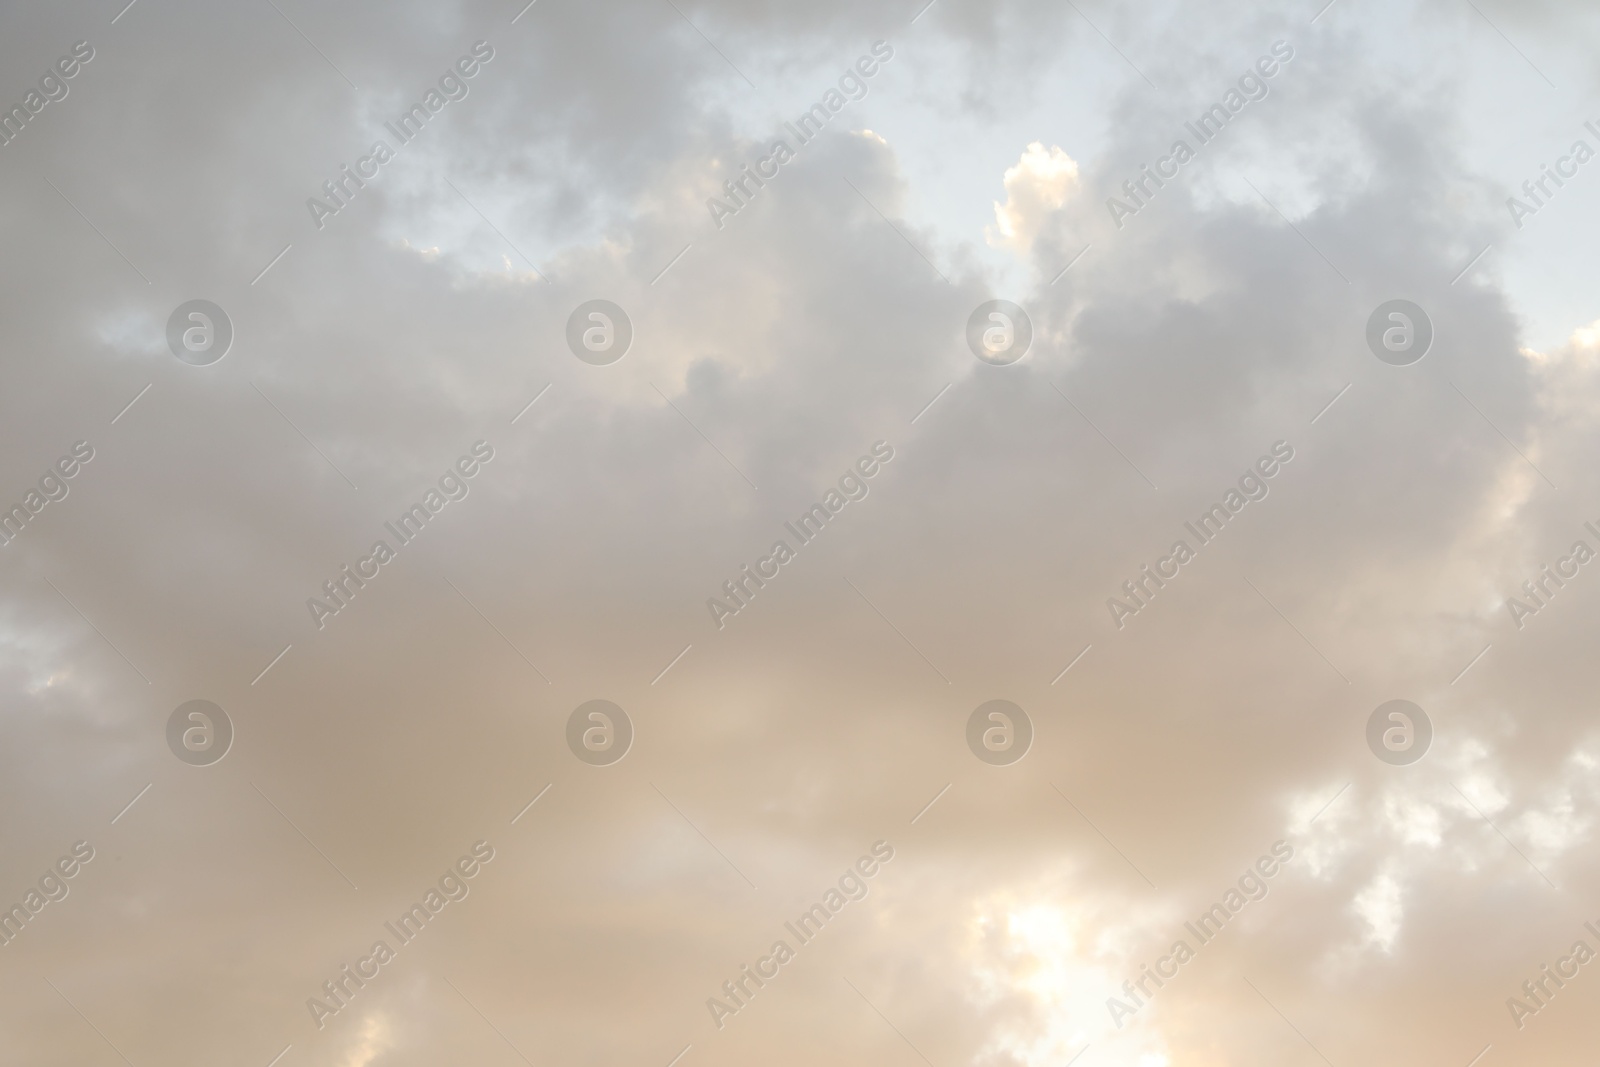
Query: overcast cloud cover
[{"left": 5, "top": 0, "right": 1600, "bottom": 1064}]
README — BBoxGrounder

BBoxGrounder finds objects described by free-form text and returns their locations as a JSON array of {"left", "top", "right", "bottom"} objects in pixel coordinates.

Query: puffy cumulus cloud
[
  {"left": 1350, "top": 866, "right": 1404, "bottom": 954},
  {"left": 986, "top": 142, "right": 1080, "bottom": 254},
  {"left": 1523, "top": 318, "right": 1600, "bottom": 431},
  {"left": 960, "top": 876, "right": 1169, "bottom": 1067}
]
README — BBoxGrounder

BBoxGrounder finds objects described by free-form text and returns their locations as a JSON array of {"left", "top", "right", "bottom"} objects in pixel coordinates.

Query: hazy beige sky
[{"left": 4, "top": 1, "right": 1600, "bottom": 1065}]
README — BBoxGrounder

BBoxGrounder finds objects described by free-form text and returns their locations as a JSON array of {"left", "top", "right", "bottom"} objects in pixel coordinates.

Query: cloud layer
[{"left": 4, "top": 1, "right": 1600, "bottom": 1065}]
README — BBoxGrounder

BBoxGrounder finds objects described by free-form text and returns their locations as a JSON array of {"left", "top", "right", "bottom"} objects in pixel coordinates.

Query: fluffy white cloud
[{"left": 987, "top": 142, "right": 1080, "bottom": 253}]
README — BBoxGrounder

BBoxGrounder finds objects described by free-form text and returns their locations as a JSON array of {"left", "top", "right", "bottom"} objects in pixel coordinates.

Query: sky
[{"left": 3, "top": 0, "right": 1600, "bottom": 1065}]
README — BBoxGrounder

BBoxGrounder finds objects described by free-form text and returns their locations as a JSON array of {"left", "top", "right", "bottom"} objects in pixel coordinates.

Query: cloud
[
  {"left": 6, "top": 0, "right": 1600, "bottom": 1063},
  {"left": 986, "top": 142, "right": 1080, "bottom": 254},
  {"left": 338, "top": 1013, "right": 393, "bottom": 1067}
]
